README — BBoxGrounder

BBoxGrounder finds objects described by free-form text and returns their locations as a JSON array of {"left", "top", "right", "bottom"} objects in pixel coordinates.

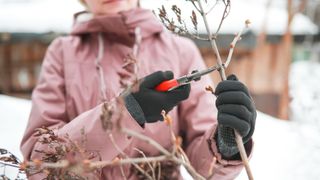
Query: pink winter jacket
[{"left": 21, "top": 8, "right": 251, "bottom": 179}]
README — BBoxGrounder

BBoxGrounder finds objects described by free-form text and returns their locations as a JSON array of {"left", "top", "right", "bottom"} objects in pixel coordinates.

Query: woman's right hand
[{"left": 122, "top": 71, "right": 190, "bottom": 125}]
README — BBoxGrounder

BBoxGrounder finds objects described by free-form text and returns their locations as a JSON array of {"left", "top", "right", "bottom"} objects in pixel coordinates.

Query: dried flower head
[
  {"left": 245, "top": 19, "right": 251, "bottom": 28},
  {"left": 161, "top": 110, "right": 173, "bottom": 126}
]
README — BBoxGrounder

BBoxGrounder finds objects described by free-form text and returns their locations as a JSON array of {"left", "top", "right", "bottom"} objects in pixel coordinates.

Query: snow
[
  {"left": 289, "top": 60, "right": 320, "bottom": 125},
  {"left": 0, "top": 0, "right": 317, "bottom": 35},
  {"left": 0, "top": 0, "right": 84, "bottom": 33},
  {"left": 1, "top": 60, "right": 320, "bottom": 179},
  {"left": 0, "top": 95, "right": 30, "bottom": 160},
  {"left": 236, "top": 112, "right": 320, "bottom": 180},
  {"left": 0, "top": 95, "right": 30, "bottom": 179}
]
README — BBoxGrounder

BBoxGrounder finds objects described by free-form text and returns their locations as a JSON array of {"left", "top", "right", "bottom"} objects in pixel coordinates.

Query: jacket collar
[{"left": 71, "top": 8, "right": 164, "bottom": 46}]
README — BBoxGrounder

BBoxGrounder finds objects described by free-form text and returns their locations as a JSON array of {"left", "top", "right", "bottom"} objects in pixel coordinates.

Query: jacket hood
[{"left": 71, "top": 8, "right": 164, "bottom": 46}]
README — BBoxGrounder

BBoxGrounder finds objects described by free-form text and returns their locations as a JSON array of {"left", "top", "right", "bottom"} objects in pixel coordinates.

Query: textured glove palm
[
  {"left": 215, "top": 74, "right": 256, "bottom": 158},
  {"left": 123, "top": 71, "right": 190, "bottom": 125}
]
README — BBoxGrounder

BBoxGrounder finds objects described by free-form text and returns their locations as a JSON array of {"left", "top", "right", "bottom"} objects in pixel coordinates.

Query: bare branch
[
  {"left": 235, "top": 131, "right": 254, "bottom": 180},
  {"left": 109, "top": 134, "right": 153, "bottom": 180},
  {"left": 189, "top": 0, "right": 202, "bottom": 14},
  {"left": 121, "top": 128, "right": 171, "bottom": 157},
  {"left": 134, "top": 148, "right": 156, "bottom": 180},
  {"left": 213, "top": 0, "right": 231, "bottom": 38},
  {"left": 197, "top": 0, "right": 226, "bottom": 80},
  {"left": 205, "top": 0, "right": 219, "bottom": 15},
  {"left": 224, "top": 20, "right": 250, "bottom": 68}
]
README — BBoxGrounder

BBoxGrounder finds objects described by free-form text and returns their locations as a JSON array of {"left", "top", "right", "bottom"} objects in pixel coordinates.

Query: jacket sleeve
[
  {"left": 20, "top": 38, "right": 144, "bottom": 164},
  {"left": 177, "top": 38, "right": 253, "bottom": 179}
]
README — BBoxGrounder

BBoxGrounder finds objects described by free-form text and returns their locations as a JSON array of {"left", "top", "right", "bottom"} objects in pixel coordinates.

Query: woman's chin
[{"left": 98, "top": 3, "right": 133, "bottom": 15}]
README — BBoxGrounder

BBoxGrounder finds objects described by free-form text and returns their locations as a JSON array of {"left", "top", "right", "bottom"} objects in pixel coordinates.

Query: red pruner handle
[{"left": 155, "top": 79, "right": 179, "bottom": 92}]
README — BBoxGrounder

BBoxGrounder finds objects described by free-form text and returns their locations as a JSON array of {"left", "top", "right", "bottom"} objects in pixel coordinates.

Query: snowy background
[{"left": 1, "top": 60, "right": 320, "bottom": 179}]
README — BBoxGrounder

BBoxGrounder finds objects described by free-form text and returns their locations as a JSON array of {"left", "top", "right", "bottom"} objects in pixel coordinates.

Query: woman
[{"left": 21, "top": 0, "right": 256, "bottom": 179}]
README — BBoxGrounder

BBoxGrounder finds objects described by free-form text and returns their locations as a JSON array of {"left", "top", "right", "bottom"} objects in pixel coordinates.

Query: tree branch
[{"left": 224, "top": 20, "right": 250, "bottom": 68}]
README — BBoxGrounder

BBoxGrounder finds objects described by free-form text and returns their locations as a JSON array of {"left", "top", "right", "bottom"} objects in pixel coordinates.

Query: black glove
[
  {"left": 123, "top": 71, "right": 190, "bottom": 125},
  {"left": 215, "top": 74, "right": 256, "bottom": 158}
]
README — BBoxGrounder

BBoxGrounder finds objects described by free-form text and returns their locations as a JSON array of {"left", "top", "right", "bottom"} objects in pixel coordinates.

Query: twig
[
  {"left": 172, "top": 157, "right": 205, "bottom": 180},
  {"left": 224, "top": 20, "right": 250, "bottom": 68},
  {"left": 109, "top": 134, "right": 153, "bottom": 180},
  {"left": 121, "top": 128, "right": 171, "bottom": 157},
  {"left": 213, "top": 0, "right": 231, "bottom": 39},
  {"left": 205, "top": 0, "right": 219, "bottom": 15},
  {"left": 190, "top": 0, "right": 202, "bottom": 14},
  {"left": 157, "top": 161, "right": 161, "bottom": 180},
  {"left": 196, "top": 1, "right": 253, "bottom": 179},
  {"left": 235, "top": 131, "right": 254, "bottom": 180},
  {"left": 134, "top": 148, "right": 156, "bottom": 180},
  {"left": 197, "top": 0, "right": 226, "bottom": 80},
  {"left": 159, "top": 9, "right": 209, "bottom": 41},
  {"left": 90, "top": 156, "right": 168, "bottom": 169},
  {"left": 119, "top": 163, "right": 127, "bottom": 180},
  {"left": 121, "top": 127, "right": 205, "bottom": 180},
  {"left": 133, "top": 27, "right": 142, "bottom": 83},
  {"left": 0, "top": 162, "right": 20, "bottom": 168}
]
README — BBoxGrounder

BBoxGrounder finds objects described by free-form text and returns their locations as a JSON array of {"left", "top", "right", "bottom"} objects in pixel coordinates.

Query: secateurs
[{"left": 155, "top": 65, "right": 218, "bottom": 92}]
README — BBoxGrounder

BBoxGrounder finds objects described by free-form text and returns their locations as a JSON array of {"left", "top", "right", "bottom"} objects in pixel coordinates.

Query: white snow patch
[
  {"left": 0, "top": 0, "right": 84, "bottom": 33},
  {"left": 237, "top": 112, "right": 320, "bottom": 180},
  {"left": 0, "top": 95, "right": 30, "bottom": 179}
]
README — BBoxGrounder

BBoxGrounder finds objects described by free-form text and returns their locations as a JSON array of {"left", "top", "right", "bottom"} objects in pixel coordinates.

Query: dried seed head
[
  {"left": 161, "top": 110, "right": 173, "bottom": 126},
  {"left": 245, "top": 19, "right": 251, "bottom": 28},
  {"left": 19, "top": 161, "right": 28, "bottom": 171},
  {"left": 172, "top": 5, "right": 182, "bottom": 24},
  {"left": 165, "top": 115, "right": 173, "bottom": 126},
  {"left": 205, "top": 86, "right": 215, "bottom": 94},
  {"left": 175, "top": 136, "right": 182, "bottom": 147},
  {"left": 191, "top": 10, "right": 198, "bottom": 30},
  {"left": 159, "top": 5, "right": 167, "bottom": 18},
  {"left": 32, "top": 159, "right": 42, "bottom": 168}
]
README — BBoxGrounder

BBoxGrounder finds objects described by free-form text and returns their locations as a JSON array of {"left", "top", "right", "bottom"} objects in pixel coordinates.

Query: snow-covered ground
[
  {"left": 1, "top": 60, "right": 320, "bottom": 179},
  {"left": 237, "top": 60, "right": 320, "bottom": 180},
  {"left": 0, "top": 95, "right": 30, "bottom": 179}
]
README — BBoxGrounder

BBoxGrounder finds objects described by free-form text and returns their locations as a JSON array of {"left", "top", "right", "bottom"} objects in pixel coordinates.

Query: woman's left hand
[{"left": 215, "top": 74, "right": 256, "bottom": 143}]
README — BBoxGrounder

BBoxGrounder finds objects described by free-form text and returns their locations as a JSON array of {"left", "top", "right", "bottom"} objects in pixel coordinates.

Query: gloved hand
[
  {"left": 122, "top": 71, "right": 190, "bottom": 125},
  {"left": 215, "top": 74, "right": 256, "bottom": 158}
]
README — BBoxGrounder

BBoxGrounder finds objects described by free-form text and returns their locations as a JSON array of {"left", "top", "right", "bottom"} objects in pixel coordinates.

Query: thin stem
[
  {"left": 90, "top": 156, "right": 168, "bottom": 169},
  {"left": 205, "top": 1, "right": 219, "bottom": 15},
  {"left": 213, "top": 0, "right": 231, "bottom": 38},
  {"left": 109, "top": 134, "right": 153, "bottom": 180},
  {"left": 197, "top": 0, "right": 226, "bottom": 80},
  {"left": 0, "top": 162, "right": 20, "bottom": 168},
  {"left": 235, "top": 131, "right": 254, "bottom": 180},
  {"left": 190, "top": 0, "right": 202, "bottom": 14},
  {"left": 121, "top": 127, "right": 205, "bottom": 179},
  {"left": 225, "top": 23, "right": 247, "bottom": 68},
  {"left": 172, "top": 157, "right": 205, "bottom": 180},
  {"left": 134, "top": 148, "right": 156, "bottom": 180},
  {"left": 121, "top": 128, "right": 171, "bottom": 156}
]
